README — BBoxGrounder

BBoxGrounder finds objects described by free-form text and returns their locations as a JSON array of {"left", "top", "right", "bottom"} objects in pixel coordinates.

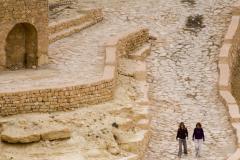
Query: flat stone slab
[
  {"left": 41, "top": 127, "right": 71, "bottom": 141},
  {"left": 1, "top": 127, "right": 41, "bottom": 143},
  {"left": 1, "top": 125, "right": 71, "bottom": 143}
]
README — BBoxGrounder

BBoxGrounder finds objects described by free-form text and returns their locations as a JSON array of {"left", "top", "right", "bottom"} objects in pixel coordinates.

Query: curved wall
[{"left": 0, "top": 27, "right": 149, "bottom": 116}]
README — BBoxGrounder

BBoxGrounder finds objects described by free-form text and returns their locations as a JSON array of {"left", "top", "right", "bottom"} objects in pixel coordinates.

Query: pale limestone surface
[{"left": 71, "top": 0, "right": 238, "bottom": 159}]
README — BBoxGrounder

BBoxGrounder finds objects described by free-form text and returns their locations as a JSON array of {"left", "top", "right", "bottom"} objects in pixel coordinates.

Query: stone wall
[
  {"left": 0, "top": 27, "right": 149, "bottom": 116},
  {"left": 218, "top": 1, "right": 240, "bottom": 159},
  {"left": 49, "top": 8, "right": 103, "bottom": 43},
  {"left": 105, "top": 28, "right": 149, "bottom": 56},
  {"left": 0, "top": 0, "right": 49, "bottom": 69},
  {"left": 49, "top": 0, "right": 76, "bottom": 10},
  {"left": 0, "top": 79, "right": 115, "bottom": 116}
]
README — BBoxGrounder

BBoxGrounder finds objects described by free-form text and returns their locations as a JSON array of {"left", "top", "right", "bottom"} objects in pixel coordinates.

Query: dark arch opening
[{"left": 5, "top": 23, "right": 38, "bottom": 70}]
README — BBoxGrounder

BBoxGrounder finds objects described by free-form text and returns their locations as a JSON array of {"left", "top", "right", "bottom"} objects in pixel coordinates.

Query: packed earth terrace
[{"left": 0, "top": 0, "right": 240, "bottom": 160}]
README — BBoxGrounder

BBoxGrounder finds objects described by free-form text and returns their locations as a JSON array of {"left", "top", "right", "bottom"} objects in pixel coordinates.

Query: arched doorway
[{"left": 5, "top": 23, "right": 38, "bottom": 70}]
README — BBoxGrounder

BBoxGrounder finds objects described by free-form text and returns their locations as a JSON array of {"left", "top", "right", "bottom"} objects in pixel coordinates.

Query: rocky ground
[
  {"left": 71, "top": 0, "right": 238, "bottom": 159},
  {"left": 0, "top": 75, "right": 146, "bottom": 160},
  {"left": 0, "top": 0, "right": 238, "bottom": 159}
]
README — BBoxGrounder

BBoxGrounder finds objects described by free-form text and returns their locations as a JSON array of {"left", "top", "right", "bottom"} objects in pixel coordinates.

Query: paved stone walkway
[
  {"left": 75, "top": 0, "right": 238, "bottom": 159},
  {"left": 0, "top": 0, "right": 237, "bottom": 159}
]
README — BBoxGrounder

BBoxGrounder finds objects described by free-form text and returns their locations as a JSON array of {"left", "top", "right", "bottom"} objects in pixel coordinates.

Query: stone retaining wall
[
  {"left": 49, "top": 8, "right": 103, "bottom": 43},
  {"left": 0, "top": 27, "right": 149, "bottom": 116},
  {"left": 49, "top": 0, "right": 76, "bottom": 10},
  {"left": 49, "top": 9, "right": 103, "bottom": 35},
  {"left": 218, "top": 1, "right": 240, "bottom": 159}
]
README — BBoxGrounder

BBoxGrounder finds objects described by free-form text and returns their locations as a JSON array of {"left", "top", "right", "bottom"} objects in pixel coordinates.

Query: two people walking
[{"left": 176, "top": 122, "right": 205, "bottom": 158}]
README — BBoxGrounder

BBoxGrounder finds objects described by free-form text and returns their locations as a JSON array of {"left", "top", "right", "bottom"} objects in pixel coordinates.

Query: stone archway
[{"left": 5, "top": 23, "right": 38, "bottom": 70}]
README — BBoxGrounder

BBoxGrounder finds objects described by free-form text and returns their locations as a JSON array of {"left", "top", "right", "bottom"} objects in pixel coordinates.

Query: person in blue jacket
[{"left": 192, "top": 122, "right": 205, "bottom": 157}]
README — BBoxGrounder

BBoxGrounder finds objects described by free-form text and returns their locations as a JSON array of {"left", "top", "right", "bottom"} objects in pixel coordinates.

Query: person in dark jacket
[
  {"left": 192, "top": 122, "right": 205, "bottom": 157},
  {"left": 176, "top": 122, "right": 188, "bottom": 157}
]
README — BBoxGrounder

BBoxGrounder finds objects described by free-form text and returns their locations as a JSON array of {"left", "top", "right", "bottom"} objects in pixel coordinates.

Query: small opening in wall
[{"left": 5, "top": 23, "right": 38, "bottom": 70}]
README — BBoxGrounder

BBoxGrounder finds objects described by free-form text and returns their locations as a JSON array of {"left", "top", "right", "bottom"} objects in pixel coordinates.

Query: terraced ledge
[
  {"left": 110, "top": 28, "right": 152, "bottom": 160},
  {"left": 0, "top": 27, "right": 150, "bottom": 118},
  {"left": 218, "top": 1, "right": 240, "bottom": 159},
  {"left": 49, "top": 8, "right": 103, "bottom": 43}
]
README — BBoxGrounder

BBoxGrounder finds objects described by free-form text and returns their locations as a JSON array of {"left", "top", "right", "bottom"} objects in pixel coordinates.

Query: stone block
[
  {"left": 105, "top": 47, "right": 117, "bottom": 66},
  {"left": 118, "top": 130, "right": 150, "bottom": 159},
  {"left": 1, "top": 127, "right": 41, "bottom": 143},
  {"left": 228, "top": 104, "right": 240, "bottom": 122},
  {"left": 134, "top": 61, "right": 147, "bottom": 81},
  {"left": 103, "top": 65, "right": 116, "bottom": 80},
  {"left": 219, "top": 43, "right": 231, "bottom": 64},
  {"left": 128, "top": 44, "right": 151, "bottom": 61},
  {"left": 105, "top": 37, "right": 119, "bottom": 47},
  {"left": 224, "top": 16, "right": 240, "bottom": 43},
  {"left": 218, "top": 64, "right": 231, "bottom": 90},
  {"left": 232, "top": 1, "right": 240, "bottom": 15},
  {"left": 41, "top": 127, "right": 71, "bottom": 141},
  {"left": 219, "top": 91, "right": 237, "bottom": 106}
]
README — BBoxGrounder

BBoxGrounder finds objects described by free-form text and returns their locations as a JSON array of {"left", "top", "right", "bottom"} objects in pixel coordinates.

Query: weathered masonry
[{"left": 0, "top": 0, "right": 49, "bottom": 70}]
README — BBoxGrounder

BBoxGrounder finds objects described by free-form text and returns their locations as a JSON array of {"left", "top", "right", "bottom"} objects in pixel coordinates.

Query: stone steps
[
  {"left": 134, "top": 61, "right": 147, "bottom": 81},
  {"left": 128, "top": 44, "right": 151, "bottom": 61},
  {"left": 135, "top": 81, "right": 149, "bottom": 105},
  {"left": 49, "top": 20, "right": 95, "bottom": 43},
  {"left": 118, "top": 130, "right": 150, "bottom": 159}
]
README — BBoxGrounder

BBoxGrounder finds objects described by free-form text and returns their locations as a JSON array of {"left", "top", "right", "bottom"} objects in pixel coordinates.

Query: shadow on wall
[
  {"left": 231, "top": 48, "right": 240, "bottom": 106},
  {"left": 5, "top": 23, "right": 38, "bottom": 70}
]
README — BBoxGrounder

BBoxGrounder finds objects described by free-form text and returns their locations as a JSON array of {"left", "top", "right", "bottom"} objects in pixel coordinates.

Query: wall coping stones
[
  {"left": 233, "top": 1, "right": 240, "bottom": 15},
  {"left": 219, "top": 43, "right": 232, "bottom": 64},
  {"left": 49, "top": 8, "right": 103, "bottom": 43},
  {"left": 224, "top": 16, "right": 240, "bottom": 43},
  {"left": 218, "top": 1, "right": 240, "bottom": 159}
]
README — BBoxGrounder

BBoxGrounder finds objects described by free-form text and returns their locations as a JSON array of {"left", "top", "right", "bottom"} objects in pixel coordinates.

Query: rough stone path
[
  {"left": 1, "top": 0, "right": 237, "bottom": 159},
  {"left": 75, "top": 0, "right": 238, "bottom": 159}
]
